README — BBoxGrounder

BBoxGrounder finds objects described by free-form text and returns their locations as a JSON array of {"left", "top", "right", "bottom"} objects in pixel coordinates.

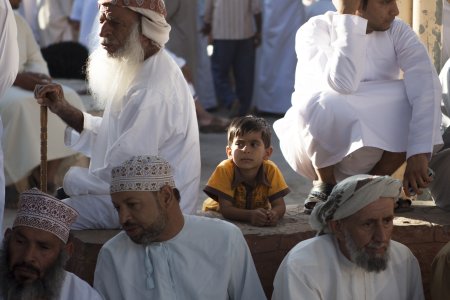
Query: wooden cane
[{"left": 40, "top": 105, "right": 48, "bottom": 193}]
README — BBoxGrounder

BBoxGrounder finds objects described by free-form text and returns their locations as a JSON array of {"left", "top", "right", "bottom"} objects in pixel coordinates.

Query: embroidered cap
[
  {"left": 13, "top": 188, "right": 78, "bottom": 243},
  {"left": 110, "top": 155, "right": 176, "bottom": 194}
]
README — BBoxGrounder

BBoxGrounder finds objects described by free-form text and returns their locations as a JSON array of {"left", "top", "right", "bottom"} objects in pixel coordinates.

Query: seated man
[
  {"left": 0, "top": 188, "right": 102, "bottom": 299},
  {"left": 34, "top": 0, "right": 201, "bottom": 229},
  {"left": 274, "top": 0, "right": 442, "bottom": 212},
  {"left": 272, "top": 174, "right": 424, "bottom": 299},
  {"left": 94, "top": 155, "right": 266, "bottom": 299},
  {"left": 1, "top": 1, "right": 85, "bottom": 194}
]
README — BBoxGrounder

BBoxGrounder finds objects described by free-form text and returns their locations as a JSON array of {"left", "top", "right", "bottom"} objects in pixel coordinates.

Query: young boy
[{"left": 203, "top": 115, "right": 290, "bottom": 226}]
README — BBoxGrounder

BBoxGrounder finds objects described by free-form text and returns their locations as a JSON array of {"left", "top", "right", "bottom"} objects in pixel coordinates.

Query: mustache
[
  {"left": 12, "top": 262, "right": 41, "bottom": 277},
  {"left": 122, "top": 221, "right": 139, "bottom": 229}
]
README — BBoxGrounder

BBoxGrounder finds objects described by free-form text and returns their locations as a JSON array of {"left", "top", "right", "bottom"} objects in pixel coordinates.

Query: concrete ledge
[{"left": 66, "top": 202, "right": 450, "bottom": 299}]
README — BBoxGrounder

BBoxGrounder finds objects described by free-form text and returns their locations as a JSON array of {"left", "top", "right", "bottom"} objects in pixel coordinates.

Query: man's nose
[
  {"left": 118, "top": 207, "right": 131, "bottom": 225},
  {"left": 22, "top": 245, "right": 37, "bottom": 263},
  {"left": 391, "top": 2, "right": 399, "bottom": 17},
  {"left": 99, "top": 22, "right": 111, "bottom": 38},
  {"left": 373, "top": 223, "right": 388, "bottom": 242}
]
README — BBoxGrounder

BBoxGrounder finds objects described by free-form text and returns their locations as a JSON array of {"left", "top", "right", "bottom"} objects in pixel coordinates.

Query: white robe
[
  {"left": 0, "top": 0, "right": 19, "bottom": 242},
  {"left": 94, "top": 214, "right": 266, "bottom": 300},
  {"left": 36, "top": 0, "right": 73, "bottom": 47},
  {"left": 272, "top": 234, "right": 424, "bottom": 300},
  {"left": 253, "top": 0, "right": 305, "bottom": 114},
  {"left": 274, "top": 13, "right": 443, "bottom": 181},
  {"left": 0, "top": 271, "right": 103, "bottom": 300},
  {"left": 62, "top": 50, "right": 201, "bottom": 229},
  {"left": 0, "top": 13, "right": 84, "bottom": 186}
]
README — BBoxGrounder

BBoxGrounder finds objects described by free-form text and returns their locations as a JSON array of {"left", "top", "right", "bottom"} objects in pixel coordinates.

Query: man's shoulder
[
  {"left": 100, "top": 231, "right": 133, "bottom": 253},
  {"left": 288, "top": 235, "right": 334, "bottom": 259},
  {"left": 61, "top": 271, "right": 103, "bottom": 299},
  {"left": 389, "top": 239, "right": 417, "bottom": 262}
]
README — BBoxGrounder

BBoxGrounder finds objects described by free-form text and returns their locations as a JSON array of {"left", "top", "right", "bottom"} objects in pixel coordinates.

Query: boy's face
[{"left": 226, "top": 131, "right": 272, "bottom": 171}]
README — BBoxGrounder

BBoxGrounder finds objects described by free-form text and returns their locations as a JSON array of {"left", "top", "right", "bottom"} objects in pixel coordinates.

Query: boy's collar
[{"left": 231, "top": 162, "right": 271, "bottom": 189}]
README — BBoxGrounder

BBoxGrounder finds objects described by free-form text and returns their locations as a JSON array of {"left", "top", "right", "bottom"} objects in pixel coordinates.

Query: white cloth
[
  {"left": 70, "top": 0, "right": 98, "bottom": 49},
  {"left": 36, "top": 0, "right": 74, "bottom": 47},
  {"left": 254, "top": 0, "right": 305, "bottom": 114},
  {"left": 272, "top": 234, "right": 424, "bottom": 300},
  {"left": 274, "top": 13, "right": 443, "bottom": 181},
  {"left": 0, "top": 271, "right": 104, "bottom": 300},
  {"left": 57, "top": 271, "right": 103, "bottom": 300},
  {"left": 17, "top": 0, "right": 40, "bottom": 44},
  {"left": 0, "top": 0, "right": 19, "bottom": 242},
  {"left": 62, "top": 50, "right": 201, "bottom": 229},
  {"left": 0, "top": 13, "right": 84, "bottom": 186},
  {"left": 94, "top": 214, "right": 266, "bottom": 300}
]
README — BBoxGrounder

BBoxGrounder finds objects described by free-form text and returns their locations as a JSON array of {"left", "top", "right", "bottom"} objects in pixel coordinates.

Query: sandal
[
  {"left": 199, "top": 116, "right": 231, "bottom": 133},
  {"left": 395, "top": 198, "right": 413, "bottom": 213},
  {"left": 304, "top": 182, "right": 335, "bottom": 214}
]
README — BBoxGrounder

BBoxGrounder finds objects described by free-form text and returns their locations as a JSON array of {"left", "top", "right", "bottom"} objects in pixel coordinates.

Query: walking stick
[{"left": 40, "top": 105, "right": 48, "bottom": 193}]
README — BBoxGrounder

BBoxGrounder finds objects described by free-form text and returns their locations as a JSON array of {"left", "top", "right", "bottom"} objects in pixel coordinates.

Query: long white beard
[{"left": 86, "top": 25, "right": 145, "bottom": 111}]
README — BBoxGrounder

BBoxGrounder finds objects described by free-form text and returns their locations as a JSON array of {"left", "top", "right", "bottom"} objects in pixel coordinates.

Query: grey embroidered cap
[{"left": 110, "top": 155, "right": 176, "bottom": 194}]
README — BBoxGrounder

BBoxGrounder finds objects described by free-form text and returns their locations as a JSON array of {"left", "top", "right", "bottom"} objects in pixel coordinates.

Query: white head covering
[
  {"left": 310, "top": 175, "right": 401, "bottom": 235},
  {"left": 98, "top": 0, "right": 171, "bottom": 47},
  {"left": 13, "top": 188, "right": 79, "bottom": 243},
  {"left": 111, "top": 155, "right": 176, "bottom": 194}
]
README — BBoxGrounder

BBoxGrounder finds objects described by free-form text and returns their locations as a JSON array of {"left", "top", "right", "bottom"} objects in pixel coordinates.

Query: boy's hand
[
  {"left": 266, "top": 210, "right": 280, "bottom": 226},
  {"left": 250, "top": 208, "right": 270, "bottom": 227}
]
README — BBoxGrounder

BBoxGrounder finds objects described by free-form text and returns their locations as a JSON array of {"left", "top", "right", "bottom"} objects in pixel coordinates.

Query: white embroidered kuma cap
[
  {"left": 110, "top": 155, "right": 176, "bottom": 194},
  {"left": 13, "top": 188, "right": 78, "bottom": 243}
]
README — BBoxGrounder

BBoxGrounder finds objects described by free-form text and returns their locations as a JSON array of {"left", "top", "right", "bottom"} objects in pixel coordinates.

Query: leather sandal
[{"left": 304, "top": 182, "right": 335, "bottom": 214}]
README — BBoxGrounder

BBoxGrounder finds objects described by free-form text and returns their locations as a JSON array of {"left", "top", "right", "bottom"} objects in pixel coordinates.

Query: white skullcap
[
  {"left": 13, "top": 188, "right": 78, "bottom": 243},
  {"left": 310, "top": 175, "right": 401, "bottom": 235},
  {"left": 111, "top": 155, "right": 176, "bottom": 194},
  {"left": 98, "top": 0, "right": 171, "bottom": 47}
]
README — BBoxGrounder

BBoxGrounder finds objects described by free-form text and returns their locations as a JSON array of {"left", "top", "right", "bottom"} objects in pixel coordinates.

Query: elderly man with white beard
[
  {"left": 272, "top": 174, "right": 424, "bottom": 300},
  {"left": 33, "top": 0, "right": 201, "bottom": 229}
]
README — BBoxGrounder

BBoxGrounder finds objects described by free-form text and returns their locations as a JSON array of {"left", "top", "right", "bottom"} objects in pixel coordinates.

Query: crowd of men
[{"left": 1, "top": 0, "right": 450, "bottom": 299}]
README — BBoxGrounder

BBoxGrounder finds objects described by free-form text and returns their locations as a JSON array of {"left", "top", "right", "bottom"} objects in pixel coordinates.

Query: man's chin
[{"left": 13, "top": 269, "right": 40, "bottom": 284}]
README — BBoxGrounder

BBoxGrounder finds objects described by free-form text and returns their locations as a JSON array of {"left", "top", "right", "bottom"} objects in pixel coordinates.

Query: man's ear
[
  {"left": 64, "top": 240, "right": 74, "bottom": 258},
  {"left": 3, "top": 228, "right": 12, "bottom": 241},
  {"left": 159, "top": 185, "right": 175, "bottom": 208},
  {"left": 328, "top": 220, "right": 345, "bottom": 239}
]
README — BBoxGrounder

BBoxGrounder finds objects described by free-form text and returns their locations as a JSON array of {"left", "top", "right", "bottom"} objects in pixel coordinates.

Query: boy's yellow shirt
[{"left": 203, "top": 159, "right": 290, "bottom": 211}]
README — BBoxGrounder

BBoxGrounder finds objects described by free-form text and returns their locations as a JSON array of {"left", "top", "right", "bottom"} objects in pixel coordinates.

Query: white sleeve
[
  {"left": 392, "top": 20, "right": 442, "bottom": 158},
  {"left": 228, "top": 228, "right": 267, "bottom": 300},
  {"left": 295, "top": 13, "right": 368, "bottom": 95},
  {"left": 64, "top": 112, "right": 103, "bottom": 157},
  {"left": 0, "top": 0, "right": 19, "bottom": 99}
]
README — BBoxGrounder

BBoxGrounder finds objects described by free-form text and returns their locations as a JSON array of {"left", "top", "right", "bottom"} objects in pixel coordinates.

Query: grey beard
[
  {"left": 344, "top": 231, "right": 390, "bottom": 273},
  {"left": 0, "top": 240, "right": 68, "bottom": 300}
]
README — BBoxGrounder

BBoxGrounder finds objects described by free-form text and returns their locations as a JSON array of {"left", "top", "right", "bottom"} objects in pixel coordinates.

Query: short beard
[
  {"left": 344, "top": 230, "right": 390, "bottom": 273},
  {"left": 126, "top": 201, "right": 168, "bottom": 245},
  {"left": 86, "top": 23, "right": 144, "bottom": 111},
  {"left": 0, "top": 240, "right": 68, "bottom": 300}
]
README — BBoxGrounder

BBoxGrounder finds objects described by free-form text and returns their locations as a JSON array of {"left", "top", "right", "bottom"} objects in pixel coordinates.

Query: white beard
[{"left": 86, "top": 25, "right": 145, "bottom": 111}]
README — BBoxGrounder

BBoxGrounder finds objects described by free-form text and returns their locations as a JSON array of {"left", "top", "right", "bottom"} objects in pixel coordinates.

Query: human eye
[
  {"left": 127, "top": 201, "right": 140, "bottom": 210},
  {"left": 382, "top": 216, "right": 394, "bottom": 225},
  {"left": 251, "top": 141, "right": 261, "bottom": 148},
  {"left": 235, "top": 141, "right": 244, "bottom": 149}
]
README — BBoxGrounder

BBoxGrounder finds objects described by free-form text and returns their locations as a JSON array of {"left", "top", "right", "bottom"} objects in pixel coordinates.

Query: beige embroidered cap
[
  {"left": 13, "top": 188, "right": 78, "bottom": 243},
  {"left": 110, "top": 155, "right": 176, "bottom": 194}
]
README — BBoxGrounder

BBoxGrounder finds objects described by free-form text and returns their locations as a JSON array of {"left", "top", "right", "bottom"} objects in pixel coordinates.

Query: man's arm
[
  {"left": 253, "top": 13, "right": 262, "bottom": 47},
  {"left": 201, "top": 0, "right": 213, "bottom": 36},
  {"left": 34, "top": 83, "right": 84, "bottom": 133}
]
